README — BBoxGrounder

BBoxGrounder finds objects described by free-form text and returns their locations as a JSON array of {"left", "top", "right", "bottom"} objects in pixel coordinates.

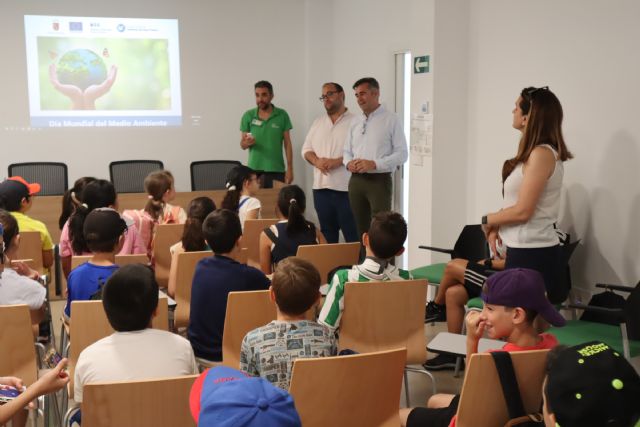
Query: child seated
[
  {"left": 240, "top": 257, "right": 336, "bottom": 389},
  {"left": 221, "top": 165, "right": 261, "bottom": 227},
  {"left": 318, "top": 211, "right": 410, "bottom": 332},
  {"left": 400, "top": 268, "right": 566, "bottom": 427},
  {"left": 123, "top": 170, "right": 186, "bottom": 257},
  {"left": 259, "top": 185, "right": 326, "bottom": 274},
  {"left": 59, "top": 179, "right": 146, "bottom": 278},
  {"left": 543, "top": 341, "right": 640, "bottom": 427},
  {"left": 74, "top": 264, "right": 197, "bottom": 404},
  {"left": 0, "top": 177, "right": 54, "bottom": 271},
  {"left": 170, "top": 196, "right": 216, "bottom": 255},
  {"left": 58, "top": 177, "right": 96, "bottom": 230},
  {"left": 188, "top": 209, "right": 270, "bottom": 362},
  {"left": 0, "top": 210, "right": 46, "bottom": 329},
  {"left": 64, "top": 208, "right": 127, "bottom": 318}
]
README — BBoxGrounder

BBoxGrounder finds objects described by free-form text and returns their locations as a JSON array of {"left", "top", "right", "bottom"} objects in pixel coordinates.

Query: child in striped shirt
[{"left": 318, "top": 211, "right": 410, "bottom": 332}]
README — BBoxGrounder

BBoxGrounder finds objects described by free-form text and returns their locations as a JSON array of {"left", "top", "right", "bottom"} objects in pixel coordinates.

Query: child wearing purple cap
[{"left": 400, "top": 268, "right": 566, "bottom": 427}]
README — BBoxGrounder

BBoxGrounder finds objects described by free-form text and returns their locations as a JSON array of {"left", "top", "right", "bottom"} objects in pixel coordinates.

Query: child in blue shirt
[{"left": 64, "top": 208, "right": 127, "bottom": 318}]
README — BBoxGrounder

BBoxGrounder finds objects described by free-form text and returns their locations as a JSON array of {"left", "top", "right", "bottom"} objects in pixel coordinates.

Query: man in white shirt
[
  {"left": 344, "top": 77, "right": 408, "bottom": 238},
  {"left": 301, "top": 82, "right": 358, "bottom": 243},
  {"left": 74, "top": 264, "right": 197, "bottom": 404}
]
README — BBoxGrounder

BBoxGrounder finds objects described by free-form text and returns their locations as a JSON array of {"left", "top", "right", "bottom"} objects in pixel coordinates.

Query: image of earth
[{"left": 56, "top": 48, "right": 107, "bottom": 91}]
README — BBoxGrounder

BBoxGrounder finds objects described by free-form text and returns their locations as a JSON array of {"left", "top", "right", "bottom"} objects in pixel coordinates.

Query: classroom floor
[{"left": 45, "top": 299, "right": 463, "bottom": 424}]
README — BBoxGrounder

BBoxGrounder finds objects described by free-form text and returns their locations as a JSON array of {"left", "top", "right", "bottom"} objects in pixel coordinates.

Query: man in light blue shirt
[{"left": 343, "top": 77, "right": 408, "bottom": 239}]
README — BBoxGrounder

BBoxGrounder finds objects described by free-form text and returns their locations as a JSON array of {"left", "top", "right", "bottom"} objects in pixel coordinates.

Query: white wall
[
  {"left": 305, "top": 0, "right": 436, "bottom": 268},
  {"left": 466, "top": 0, "right": 640, "bottom": 289},
  {"left": 0, "top": 0, "right": 309, "bottom": 192}
]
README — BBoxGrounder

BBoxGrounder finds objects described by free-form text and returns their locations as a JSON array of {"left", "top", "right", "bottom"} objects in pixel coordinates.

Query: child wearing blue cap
[
  {"left": 190, "top": 366, "right": 301, "bottom": 427},
  {"left": 400, "top": 268, "right": 566, "bottom": 427}
]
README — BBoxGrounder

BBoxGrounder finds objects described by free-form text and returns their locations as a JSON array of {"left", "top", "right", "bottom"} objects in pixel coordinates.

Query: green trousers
[{"left": 348, "top": 173, "right": 393, "bottom": 239}]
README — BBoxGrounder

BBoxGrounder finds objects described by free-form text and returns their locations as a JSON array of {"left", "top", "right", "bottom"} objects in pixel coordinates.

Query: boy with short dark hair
[
  {"left": 318, "top": 211, "right": 410, "bottom": 332},
  {"left": 188, "top": 209, "right": 270, "bottom": 362},
  {"left": 400, "top": 268, "right": 566, "bottom": 427},
  {"left": 64, "top": 208, "right": 126, "bottom": 318},
  {"left": 74, "top": 264, "right": 197, "bottom": 404},
  {"left": 543, "top": 341, "right": 640, "bottom": 427},
  {"left": 240, "top": 257, "right": 336, "bottom": 389}
]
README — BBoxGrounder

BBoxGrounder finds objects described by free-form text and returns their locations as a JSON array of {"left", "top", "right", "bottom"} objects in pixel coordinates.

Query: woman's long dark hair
[
  {"left": 181, "top": 197, "right": 216, "bottom": 251},
  {"left": 68, "top": 180, "right": 117, "bottom": 254},
  {"left": 502, "top": 86, "right": 573, "bottom": 184},
  {"left": 221, "top": 165, "right": 256, "bottom": 211},
  {"left": 277, "top": 185, "right": 315, "bottom": 235},
  {"left": 59, "top": 177, "right": 97, "bottom": 230}
]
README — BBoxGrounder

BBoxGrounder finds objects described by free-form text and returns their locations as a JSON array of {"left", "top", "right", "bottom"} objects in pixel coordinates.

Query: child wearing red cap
[{"left": 400, "top": 268, "right": 566, "bottom": 427}]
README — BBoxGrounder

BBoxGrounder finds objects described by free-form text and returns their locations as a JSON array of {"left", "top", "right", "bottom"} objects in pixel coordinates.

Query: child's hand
[
  {"left": 465, "top": 311, "right": 485, "bottom": 341},
  {"left": 0, "top": 376, "right": 24, "bottom": 390},
  {"left": 31, "top": 358, "right": 70, "bottom": 396}
]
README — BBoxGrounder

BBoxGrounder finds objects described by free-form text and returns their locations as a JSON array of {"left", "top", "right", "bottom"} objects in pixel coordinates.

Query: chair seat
[
  {"left": 467, "top": 297, "right": 483, "bottom": 310},
  {"left": 548, "top": 320, "right": 640, "bottom": 357},
  {"left": 411, "top": 263, "right": 446, "bottom": 284}
]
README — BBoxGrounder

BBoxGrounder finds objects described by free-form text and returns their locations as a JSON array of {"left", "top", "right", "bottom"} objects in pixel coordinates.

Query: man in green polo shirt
[{"left": 240, "top": 80, "right": 294, "bottom": 188}]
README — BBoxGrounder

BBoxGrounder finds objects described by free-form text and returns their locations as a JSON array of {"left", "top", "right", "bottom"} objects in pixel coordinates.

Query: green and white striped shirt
[{"left": 317, "top": 258, "right": 411, "bottom": 331}]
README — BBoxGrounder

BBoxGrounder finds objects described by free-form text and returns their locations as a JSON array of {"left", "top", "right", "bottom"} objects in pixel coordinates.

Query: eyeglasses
[
  {"left": 318, "top": 91, "right": 338, "bottom": 101},
  {"left": 525, "top": 86, "right": 549, "bottom": 99}
]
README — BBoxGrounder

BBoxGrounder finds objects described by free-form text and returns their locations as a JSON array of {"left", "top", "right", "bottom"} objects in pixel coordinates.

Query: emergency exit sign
[{"left": 414, "top": 55, "right": 430, "bottom": 74}]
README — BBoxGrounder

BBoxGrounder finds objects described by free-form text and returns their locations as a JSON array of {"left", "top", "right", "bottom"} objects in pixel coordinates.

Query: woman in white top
[
  {"left": 481, "top": 86, "right": 573, "bottom": 303},
  {"left": 221, "top": 165, "right": 261, "bottom": 227}
]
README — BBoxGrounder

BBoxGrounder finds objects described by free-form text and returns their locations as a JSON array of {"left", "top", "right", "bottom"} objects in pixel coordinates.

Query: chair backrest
[
  {"left": 71, "top": 254, "right": 149, "bottom": 271},
  {"left": 221, "top": 290, "right": 277, "bottom": 368},
  {"left": 109, "top": 160, "right": 164, "bottom": 194},
  {"left": 173, "top": 251, "right": 212, "bottom": 329},
  {"left": 455, "top": 349, "right": 549, "bottom": 427},
  {"left": 289, "top": 348, "right": 406, "bottom": 427},
  {"left": 81, "top": 375, "right": 198, "bottom": 427},
  {"left": 0, "top": 305, "right": 38, "bottom": 386},
  {"left": 452, "top": 224, "right": 488, "bottom": 262},
  {"left": 8, "top": 162, "right": 68, "bottom": 196},
  {"left": 296, "top": 242, "right": 361, "bottom": 283},
  {"left": 190, "top": 160, "right": 242, "bottom": 191},
  {"left": 14, "top": 230, "right": 44, "bottom": 273},
  {"left": 68, "top": 299, "right": 169, "bottom": 398},
  {"left": 240, "top": 219, "right": 279, "bottom": 267},
  {"left": 154, "top": 223, "right": 185, "bottom": 288},
  {"left": 338, "top": 280, "right": 428, "bottom": 365}
]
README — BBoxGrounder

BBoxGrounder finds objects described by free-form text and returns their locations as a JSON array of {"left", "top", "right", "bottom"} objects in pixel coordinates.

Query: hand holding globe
[{"left": 48, "top": 48, "right": 118, "bottom": 110}]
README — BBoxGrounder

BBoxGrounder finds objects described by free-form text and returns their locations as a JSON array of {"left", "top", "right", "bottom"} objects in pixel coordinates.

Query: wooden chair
[
  {"left": 0, "top": 305, "right": 54, "bottom": 424},
  {"left": 296, "top": 242, "right": 361, "bottom": 283},
  {"left": 172, "top": 251, "right": 212, "bottom": 330},
  {"left": 221, "top": 290, "right": 277, "bottom": 368},
  {"left": 289, "top": 348, "right": 406, "bottom": 427},
  {"left": 454, "top": 349, "right": 549, "bottom": 427},
  {"left": 79, "top": 375, "right": 198, "bottom": 427},
  {"left": 240, "top": 219, "right": 278, "bottom": 268},
  {"left": 337, "top": 279, "right": 434, "bottom": 406},
  {"left": 15, "top": 230, "right": 45, "bottom": 273},
  {"left": 153, "top": 223, "right": 185, "bottom": 288},
  {"left": 70, "top": 254, "right": 149, "bottom": 270}
]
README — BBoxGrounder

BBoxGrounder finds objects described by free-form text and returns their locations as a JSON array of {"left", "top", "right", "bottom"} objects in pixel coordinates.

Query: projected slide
[{"left": 24, "top": 15, "right": 182, "bottom": 128}]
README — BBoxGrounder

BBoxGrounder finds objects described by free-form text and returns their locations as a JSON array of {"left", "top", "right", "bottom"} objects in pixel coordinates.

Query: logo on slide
[
  {"left": 69, "top": 22, "right": 83, "bottom": 32},
  {"left": 117, "top": 24, "right": 126, "bottom": 32},
  {"left": 52, "top": 21, "right": 59, "bottom": 31}
]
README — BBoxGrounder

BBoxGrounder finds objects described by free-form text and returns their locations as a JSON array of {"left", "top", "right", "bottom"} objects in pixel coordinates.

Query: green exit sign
[{"left": 414, "top": 55, "right": 430, "bottom": 74}]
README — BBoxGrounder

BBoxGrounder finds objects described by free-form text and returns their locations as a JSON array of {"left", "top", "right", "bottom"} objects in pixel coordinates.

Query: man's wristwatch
[{"left": 481, "top": 215, "right": 488, "bottom": 225}]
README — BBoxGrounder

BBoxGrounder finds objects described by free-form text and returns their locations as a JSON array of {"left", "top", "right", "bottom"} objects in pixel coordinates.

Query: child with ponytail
[
  {"left": 123, "top": 170, "right": 186, "bottom": 257},
  {"left": 60, "top": 179, "right": 146, "bottom": 278},
  {"left": 258, "top": 185, "right": 326, "bottom": 274},
  {"left": 220, "top": 165, "right": 261, "bottom": 227}
]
